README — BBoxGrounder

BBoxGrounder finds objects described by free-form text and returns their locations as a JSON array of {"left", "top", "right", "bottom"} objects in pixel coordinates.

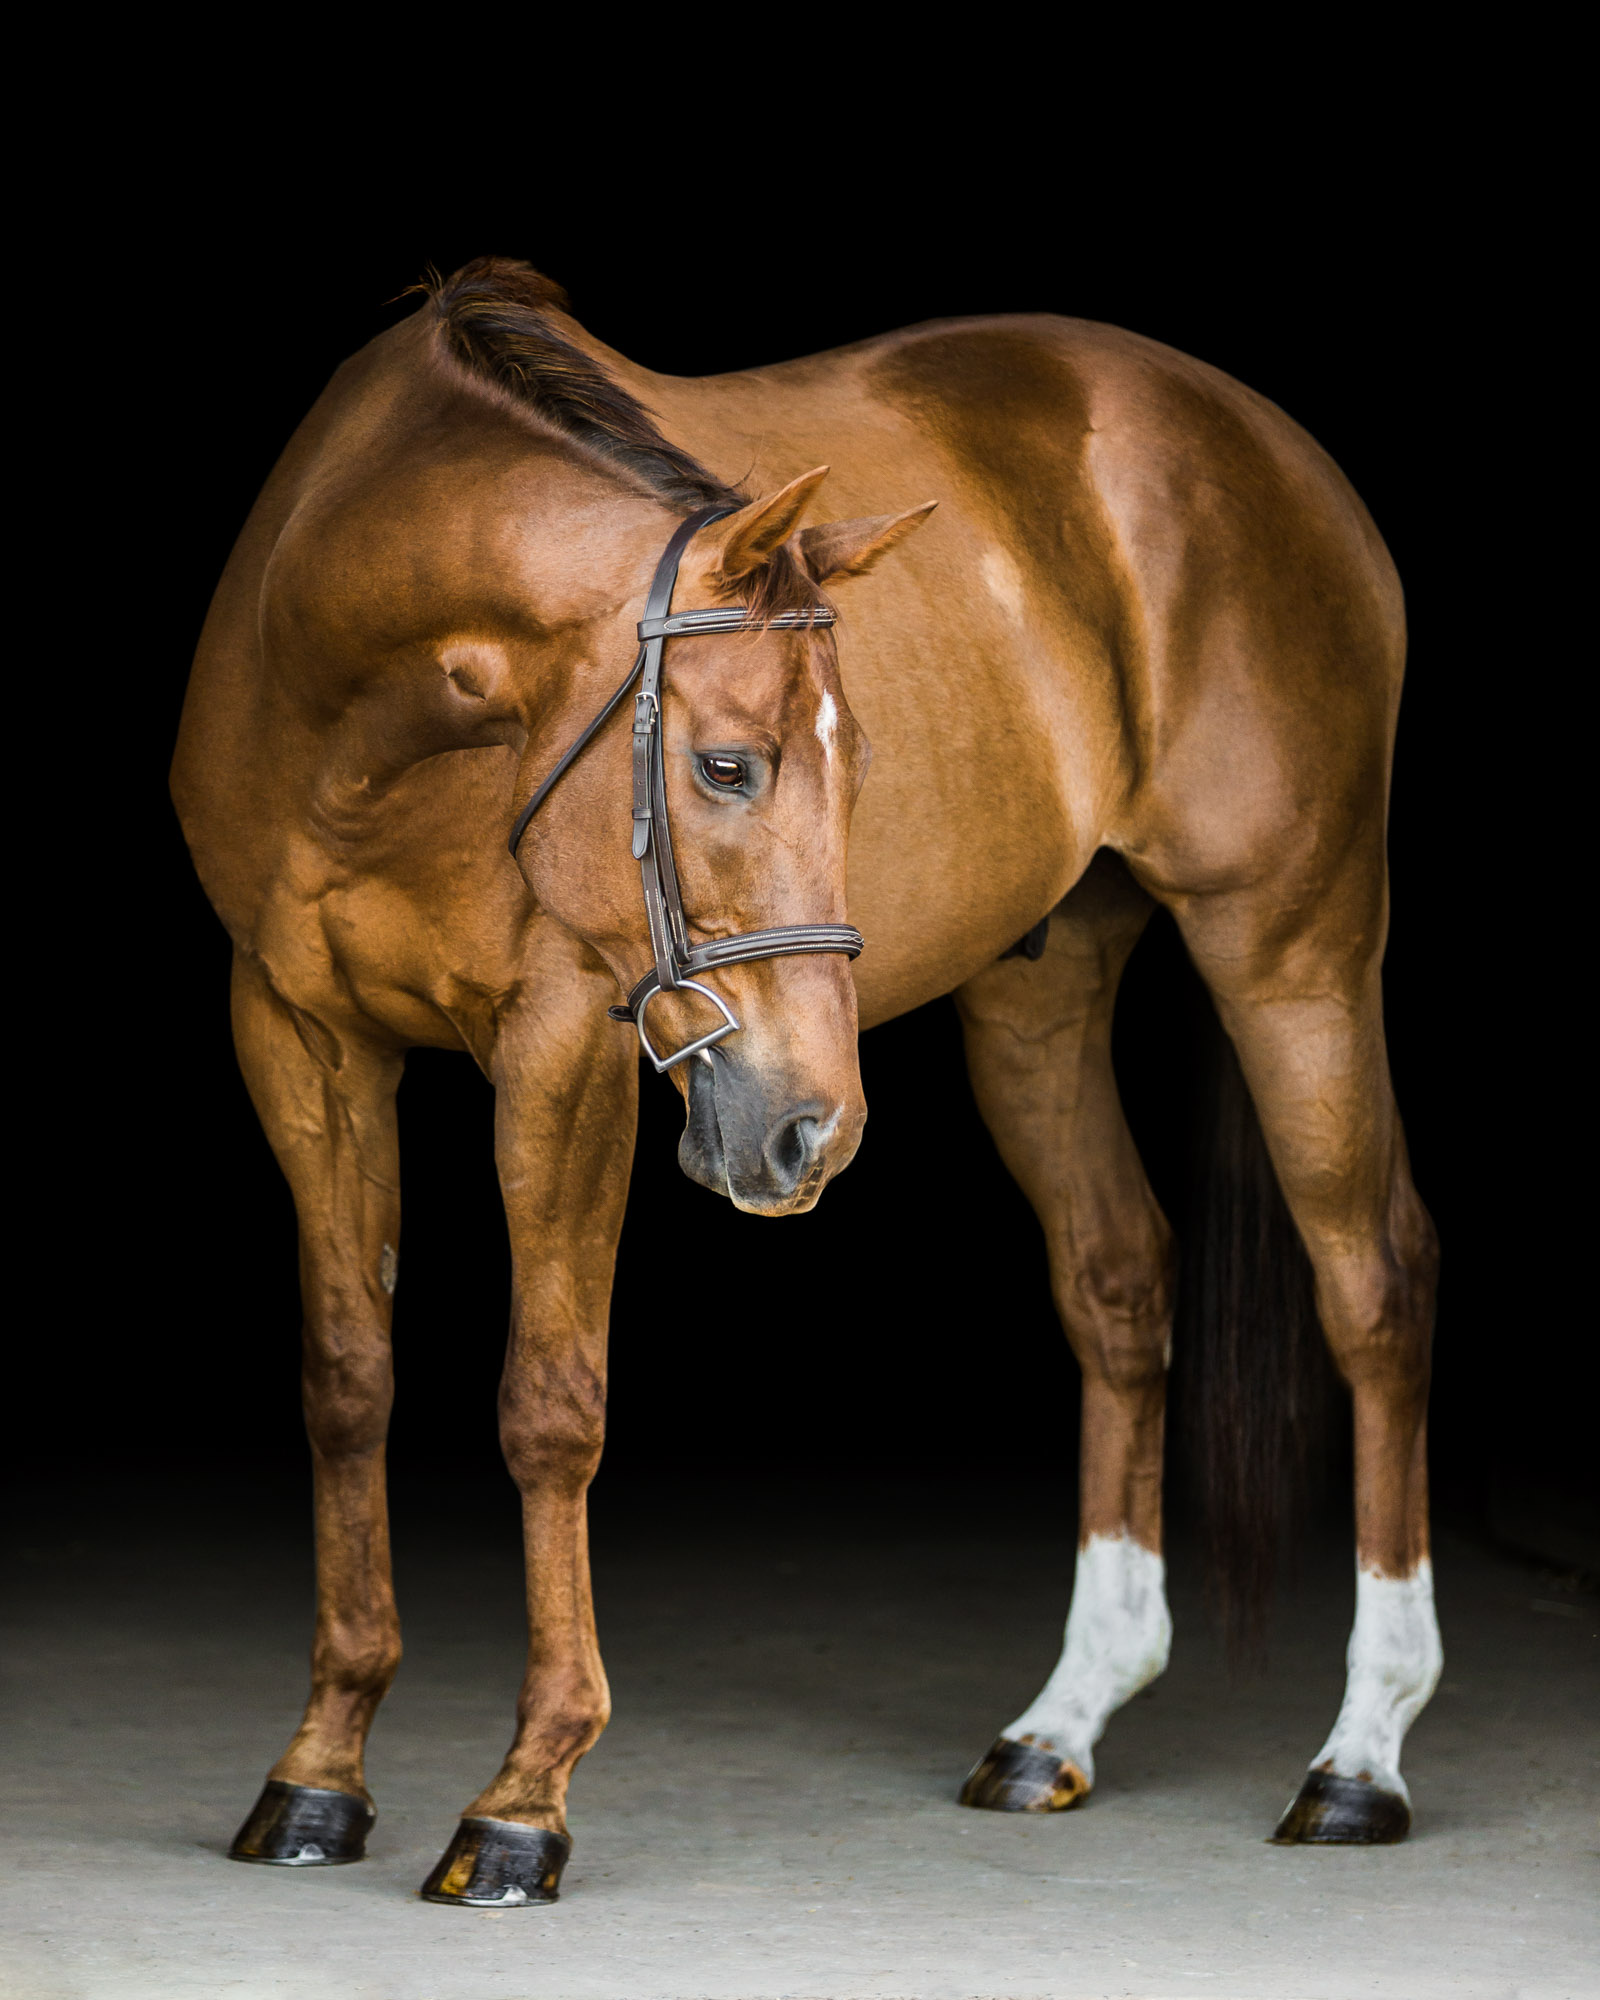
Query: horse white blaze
[
  {"left": 1002, "top": 1534, "right": 1171, "bottom": 1782},
  {"left": 815, "top": 689, "right": 838, "bottom": 761},
  {"left": 1310, "top": 1562, "right": 1442, "bottom": 1800}
]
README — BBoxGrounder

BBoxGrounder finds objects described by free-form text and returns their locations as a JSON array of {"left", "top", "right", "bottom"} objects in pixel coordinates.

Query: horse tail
[{"left": 1174, "top": 1009, "right": 1329, "bottom": 1666}]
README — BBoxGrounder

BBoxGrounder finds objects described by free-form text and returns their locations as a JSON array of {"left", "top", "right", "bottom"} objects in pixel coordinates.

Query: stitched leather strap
[
  {"left": 637, "top": 607, "right": 835, "bottom": 640},
  {"left": 609, "top": 923, "right": 865, "bottom": 1023},
  {"left": 507, "top": 648, "right": 646, "bottom": 858}
]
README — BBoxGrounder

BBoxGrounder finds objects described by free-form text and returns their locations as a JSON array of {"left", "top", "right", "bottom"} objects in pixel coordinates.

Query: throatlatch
[{"left": 508, "top": 507, "right": 864, "bottom": 1071}]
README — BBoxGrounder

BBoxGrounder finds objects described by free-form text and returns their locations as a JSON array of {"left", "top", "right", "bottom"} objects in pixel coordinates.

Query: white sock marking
[
  {"left": 1003, "top": 1534, "right": 1171, "bottom": 1782},
  {"left": 815, "top": 689, "right": 838, "bottom": 761},
  {"left": 1310, "top": 1561, "right": 1442, "bottom": 1799}
]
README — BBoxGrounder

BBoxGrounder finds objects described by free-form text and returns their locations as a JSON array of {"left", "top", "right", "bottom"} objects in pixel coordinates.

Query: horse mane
[{"left": 418, "top": 257, "right": 826, "bottom": 625}]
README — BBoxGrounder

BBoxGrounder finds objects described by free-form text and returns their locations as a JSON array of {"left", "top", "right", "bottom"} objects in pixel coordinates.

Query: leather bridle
[{"left": 508, "top": 507, "right": 865, "bottom": 1072}]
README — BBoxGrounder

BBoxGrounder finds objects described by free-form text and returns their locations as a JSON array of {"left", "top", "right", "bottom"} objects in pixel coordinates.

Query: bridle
[{"left": 508, "top": 507, "right": 865, "bottom": 1073}]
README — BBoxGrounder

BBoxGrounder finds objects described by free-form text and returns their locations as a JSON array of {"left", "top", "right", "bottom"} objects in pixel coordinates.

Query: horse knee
[
  {"left": 302, "top": 1336, "right": 394, "bottom": 1458},
  {"left": 499, "top": 1372, "right": 606, "bottom": 1495}
]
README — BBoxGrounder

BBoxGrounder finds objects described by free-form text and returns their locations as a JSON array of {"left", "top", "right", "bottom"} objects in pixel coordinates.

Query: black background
[{"left": 27, "top": 98, "right": 1585, "bottom": 1559}]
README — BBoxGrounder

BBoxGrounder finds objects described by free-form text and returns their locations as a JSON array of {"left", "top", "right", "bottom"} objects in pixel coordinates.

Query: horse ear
[
  {"left": 799, "top": 501, "right": 938, "bottom": 583},
  {"left": 708, "top": 467, "right": 831, "bottom": 581}
]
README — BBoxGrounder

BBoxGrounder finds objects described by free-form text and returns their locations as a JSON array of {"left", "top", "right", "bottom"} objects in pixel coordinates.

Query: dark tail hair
[{"left": 1174, "top": 1013, "right": 1331, "bottom": 1666}]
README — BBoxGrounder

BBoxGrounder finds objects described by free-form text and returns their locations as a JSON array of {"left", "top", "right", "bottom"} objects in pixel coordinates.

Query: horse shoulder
[
  {"left": 174, "top": 324, "right": 540, "bottom": 1054},
  {"left": 173, "top": 323, "right": 435, "bottom": 926}
]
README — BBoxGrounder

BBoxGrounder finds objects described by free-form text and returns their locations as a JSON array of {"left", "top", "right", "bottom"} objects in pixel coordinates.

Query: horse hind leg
[
  {"left": 225, "top": 953, "right": 403, "bottom": 1868},
  {"left": 1174, "top": 866, "right": 1441, "bottom": 1843},
  {"left": 954, "top": 853, "right": 1175, "bottom": 1813}
]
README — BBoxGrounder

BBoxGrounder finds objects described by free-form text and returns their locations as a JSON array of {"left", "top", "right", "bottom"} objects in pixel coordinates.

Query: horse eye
[{"left": 701, "top": 755, "right": 746, "bottom": 789}]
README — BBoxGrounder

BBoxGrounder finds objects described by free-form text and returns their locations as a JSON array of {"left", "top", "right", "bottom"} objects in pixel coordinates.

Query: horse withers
[{"left": 173, "top": 257, "right": 1440, "bottom": 1905}]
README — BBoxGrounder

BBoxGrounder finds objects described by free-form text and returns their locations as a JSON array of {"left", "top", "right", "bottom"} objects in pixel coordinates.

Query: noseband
[{"left": 508, "top": 507, "right": 865, "bottom": 1072}]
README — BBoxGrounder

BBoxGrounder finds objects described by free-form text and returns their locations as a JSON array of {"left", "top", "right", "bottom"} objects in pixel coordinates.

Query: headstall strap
[{"left": 507, "top": 507, "right": 864, "bottom": 1072}]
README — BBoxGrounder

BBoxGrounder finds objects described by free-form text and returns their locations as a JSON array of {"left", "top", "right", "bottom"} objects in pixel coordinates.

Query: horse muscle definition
[{"left": 173, "top": 256, "right": 1438, "bottom": 1904}]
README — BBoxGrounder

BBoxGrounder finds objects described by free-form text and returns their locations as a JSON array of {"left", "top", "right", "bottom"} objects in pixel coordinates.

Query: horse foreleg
[
  {"left": 1177, "top": 875, "right": 1441, "bottom": 1843},
  {"left": 953, "top": 857, "right": 1175, "bottom": 1813},
  {"left": 419, "top": 954, "right": 637, "bottom": 1908},
  {"left": 226, "top": 954, "right": 403, "bottom": 1868}
]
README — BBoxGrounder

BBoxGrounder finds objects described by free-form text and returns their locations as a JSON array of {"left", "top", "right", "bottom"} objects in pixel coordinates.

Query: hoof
[
  {"left": 958, "top": 1737, "right": 1090, "bottom": 1813},
  {"left": 420, "top": 1817, "right": 571, "bottom": 1907},
  {"left": 1271, "top": 1767, "right": 1411, "bottom": 1844},
  {"left": 229, "top": 1780, "right": 375, "bottom": 1865}
]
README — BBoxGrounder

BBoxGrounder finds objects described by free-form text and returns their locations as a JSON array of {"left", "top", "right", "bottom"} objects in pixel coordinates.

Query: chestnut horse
[{"left": 173, "top": 258, "right": 1439, "bottom": 1905}]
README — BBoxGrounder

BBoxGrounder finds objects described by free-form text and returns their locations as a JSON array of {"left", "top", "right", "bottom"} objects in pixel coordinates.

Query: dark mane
[
  {"left": 419, "top": 257, "right": 828, "bottom": 625},
  {"left": 423, "top": 257, "right": 733, "bottom": 510}
]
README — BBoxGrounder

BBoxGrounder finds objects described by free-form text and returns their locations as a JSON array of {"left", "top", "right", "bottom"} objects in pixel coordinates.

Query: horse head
[{"left": 509, "top": 468, "right": 933, "bottom": 1214}]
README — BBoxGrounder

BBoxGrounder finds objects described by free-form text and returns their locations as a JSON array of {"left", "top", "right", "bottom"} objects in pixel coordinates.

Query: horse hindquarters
[
  {"left": 953, "top": 854, "right": 1176, "bottom": 1812},
  {"left": 227, "top": 953, "right": 404, "bottom": 1866}
]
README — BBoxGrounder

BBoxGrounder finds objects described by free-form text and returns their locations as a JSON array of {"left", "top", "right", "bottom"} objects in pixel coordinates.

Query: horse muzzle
[{"left": 680, "top": 1050, "right": 862, "bottom": 1215}]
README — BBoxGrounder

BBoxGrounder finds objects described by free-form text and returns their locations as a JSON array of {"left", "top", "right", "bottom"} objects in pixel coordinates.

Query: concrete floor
[{"left": 3, "top": 1476, "right": 1595, "bottom": 2000}]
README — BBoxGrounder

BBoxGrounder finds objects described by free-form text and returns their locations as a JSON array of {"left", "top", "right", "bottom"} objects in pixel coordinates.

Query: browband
[{"left": 507, "top": 507, "right": 863, "bottom": 1071}]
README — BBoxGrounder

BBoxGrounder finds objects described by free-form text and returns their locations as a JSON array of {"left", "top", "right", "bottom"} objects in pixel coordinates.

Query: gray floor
[{"left": 3, "top": 1477, "right": 1595, "bottom": 2000}]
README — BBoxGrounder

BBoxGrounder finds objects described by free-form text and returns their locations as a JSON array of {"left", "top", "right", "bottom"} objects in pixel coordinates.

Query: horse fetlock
[
  {"left": 1310, "top": 1561, "right": 1441, "bottom": 1800},
  {"left": 1011, "top": 1537, "right": 1170, "bottom": 1733},
  {"left": 276, "top": 1663, "right": 397, "bottom": 1795},
  {"left": 312, "top": 1630, "right": 402, "bottom": 1698},
  {"left": 270, "top": 1728, "right": 374, "bottom": 1800},
  {"left": 462, "top": 1720, "right": 602, "bottom": 1836},
  {"left": 462, "top": 1777, "right": 573, "bottom": 1826},
  {"left": 967, "top": 1534, "right": 1169, "bottom": 1811}
]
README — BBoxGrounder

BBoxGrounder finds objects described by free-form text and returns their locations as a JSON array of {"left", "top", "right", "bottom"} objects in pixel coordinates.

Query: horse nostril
[{"left": 767, "top": 1114, "right": 818, "bottom": 1191}]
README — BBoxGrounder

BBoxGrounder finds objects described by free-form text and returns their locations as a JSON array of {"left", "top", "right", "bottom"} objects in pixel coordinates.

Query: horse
[{"left": 172, "top": 256, "right": 1440, "bottom": 1907}]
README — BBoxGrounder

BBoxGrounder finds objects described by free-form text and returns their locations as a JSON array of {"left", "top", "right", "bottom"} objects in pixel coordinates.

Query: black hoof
[
  {"left": 1271, "top": 1767, "right": 1411, "bottom": 1844},
  {"left": 958, "top": 1737, "right": 1090, "bottom": 1813},
  {"left": 229, "top": 1780, "right": 375, "bottom": 1865},
  {"left": 421, "top": 1817, "right": 571, "bottom": 1907}
]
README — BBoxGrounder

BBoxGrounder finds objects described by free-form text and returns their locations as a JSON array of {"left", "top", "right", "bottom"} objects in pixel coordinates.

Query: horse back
[{"left": 644, "top": 314, "right": 1405, "bottom": 1003}]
